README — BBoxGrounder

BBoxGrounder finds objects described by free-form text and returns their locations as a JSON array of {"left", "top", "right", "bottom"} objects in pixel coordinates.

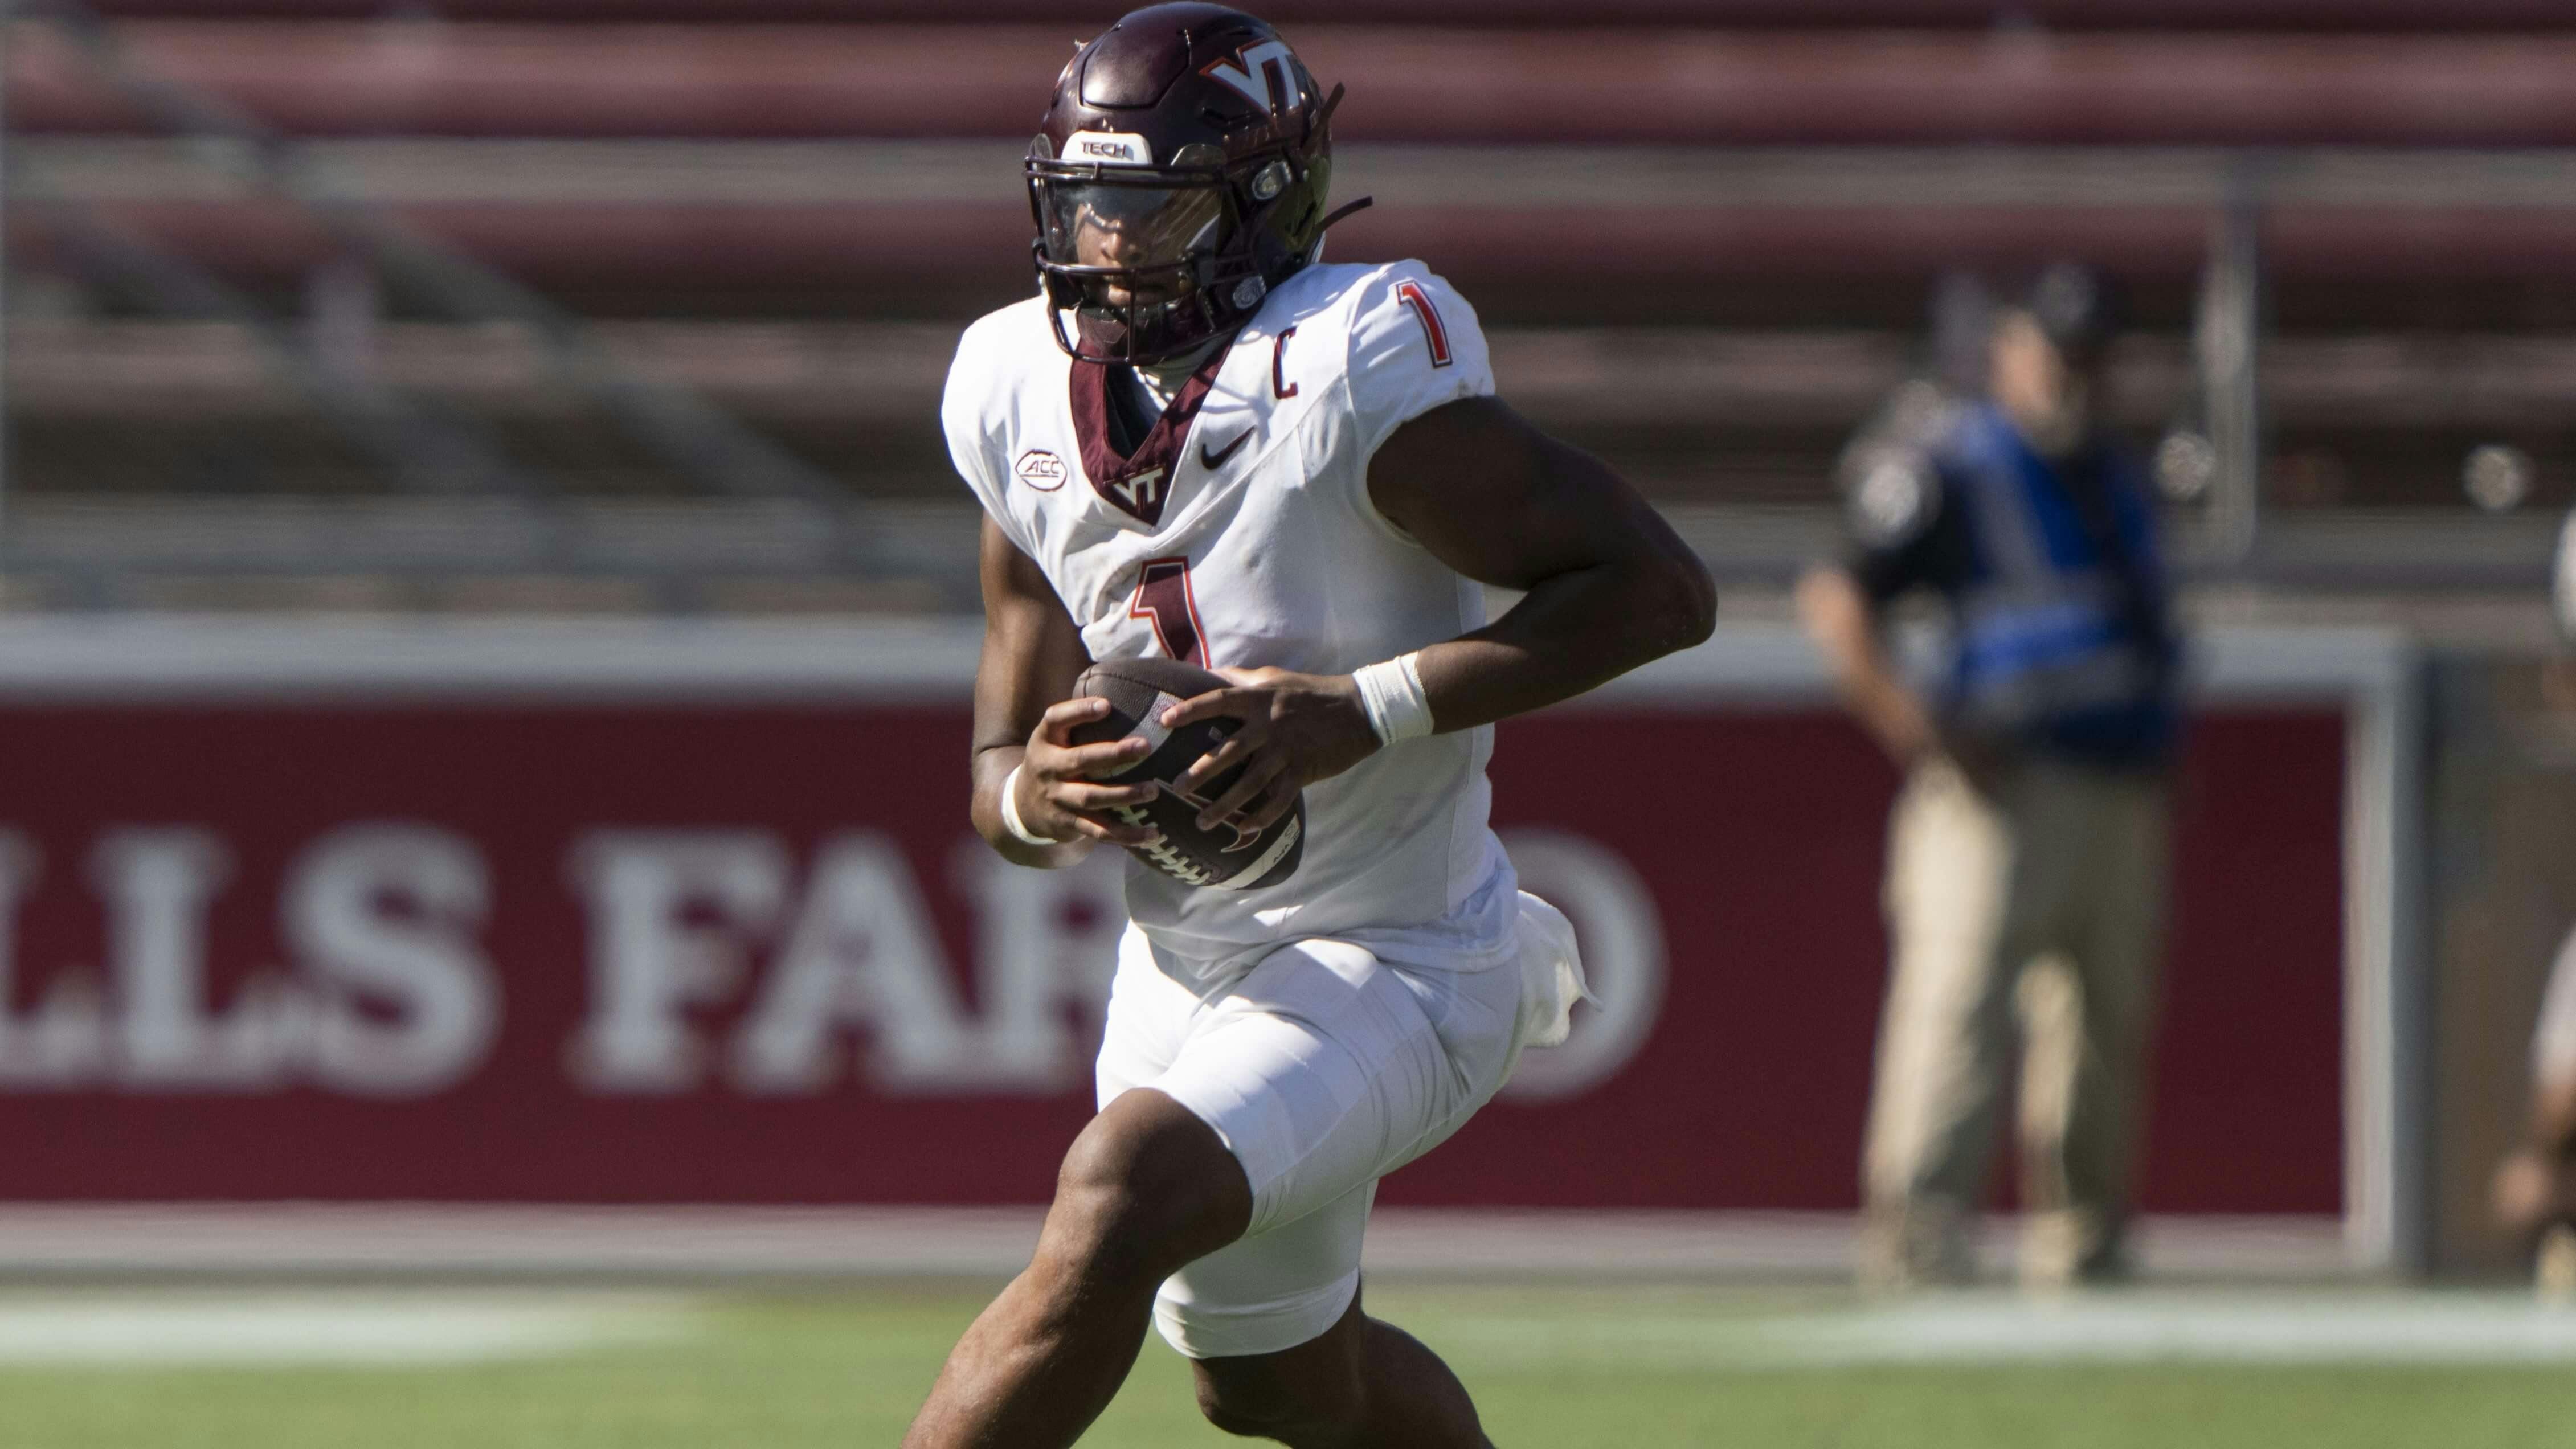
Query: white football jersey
[{"left": 943, "top": 260, "right": 1516, "bottom": 980}]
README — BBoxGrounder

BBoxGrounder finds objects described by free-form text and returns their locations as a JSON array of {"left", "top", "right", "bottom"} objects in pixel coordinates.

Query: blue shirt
[{"left": 1842, "top": 399, "right": 2180, "bottom": 770}]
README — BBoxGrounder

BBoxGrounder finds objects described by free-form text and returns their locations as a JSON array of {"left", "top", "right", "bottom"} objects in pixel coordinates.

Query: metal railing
[
  {"left": 1, "top": 0, "right": 981, "bottom": 610},
  {"left": 5, "top": 9, "right": 2576, "bottom": 609}
]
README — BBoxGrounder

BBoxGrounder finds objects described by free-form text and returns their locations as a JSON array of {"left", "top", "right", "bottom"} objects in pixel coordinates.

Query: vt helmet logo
[{"left": 1202, "top": 39, "right": 1299, "bottom": 114}]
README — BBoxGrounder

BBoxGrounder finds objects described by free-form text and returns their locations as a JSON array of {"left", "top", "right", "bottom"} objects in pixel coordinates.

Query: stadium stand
[
  {"left": 55, "top": 2, "right": 2576, "bottom": 29},
  {"left": 3, "top": 1, "right": 2570, "bottom": 608}
]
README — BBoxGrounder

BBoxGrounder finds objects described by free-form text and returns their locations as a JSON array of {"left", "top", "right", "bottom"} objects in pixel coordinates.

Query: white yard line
[
  {"left": 0, "top": 1205, "right": 2349, "bottom": 1282},
  {"left": 4, "top": 1284, "right": 2566, "bottom": 1371},
  {"left": 0, "top": 1290, "right": 697, "bottom": 1368},
  {"left": 1767, "top": 1295, "right": 2576, "bottom": 1366},
  {"left": 1427, "top": 1292, "right": 2576, "bottom": 1369}
]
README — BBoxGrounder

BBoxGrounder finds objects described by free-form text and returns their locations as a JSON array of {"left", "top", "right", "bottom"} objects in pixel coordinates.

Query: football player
[
  {"left": 907, "top": 5, "right": 1713, "bottom": 1446},
  {"left": 2494, "top": 509, "right": 2576, "bottom": 1288}
]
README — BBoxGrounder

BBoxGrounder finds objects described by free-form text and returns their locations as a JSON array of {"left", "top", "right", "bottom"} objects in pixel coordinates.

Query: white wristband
[
  {"left": 1352, "top": 652, "right": 1435, "bottom": 744},
  {"left": 999, "top": 763, "right": 1063, "bottom": 847}
]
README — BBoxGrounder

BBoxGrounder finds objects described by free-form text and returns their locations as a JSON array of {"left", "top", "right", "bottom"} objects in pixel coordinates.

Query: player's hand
[
  {"left": 1159, "top": 666, "right": 1381, "bottom": 834},
  {"left": 1016, "top": 698, "right": 1163, "bottom": 847},
  {"left": 2494, "top": 1148, "right": 2576, "bottom": 1233},
  {"left": 2543, "top": 657, "right": 2576, "bottom": 721}
]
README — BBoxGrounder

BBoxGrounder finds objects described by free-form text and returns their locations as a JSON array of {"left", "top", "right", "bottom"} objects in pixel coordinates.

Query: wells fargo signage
[{"left": 0, "top": 697, "right": 2345, "bottom": 1215}]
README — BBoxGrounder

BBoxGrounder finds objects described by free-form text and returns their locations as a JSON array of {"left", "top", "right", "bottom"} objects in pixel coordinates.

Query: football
[{"left": 1066, "top": 656, "right": 1305, "bottom": 890}]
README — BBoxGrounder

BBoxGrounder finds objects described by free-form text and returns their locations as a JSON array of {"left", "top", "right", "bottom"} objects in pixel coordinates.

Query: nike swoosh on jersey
[{"left": 1198, "top": 427, "right": 1255, "bottom": 471}]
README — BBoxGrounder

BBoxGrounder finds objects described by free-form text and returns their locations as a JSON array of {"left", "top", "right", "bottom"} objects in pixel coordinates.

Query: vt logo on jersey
[
  {"left": 1202, "top": 39, "right": 1299, "bottom": 114},
  {"left": 1106, "top": 466, "right": 1167, "bottom": 518},
  {"left": 1068, "top": 351, "right": 1228, "bottom": 528}
]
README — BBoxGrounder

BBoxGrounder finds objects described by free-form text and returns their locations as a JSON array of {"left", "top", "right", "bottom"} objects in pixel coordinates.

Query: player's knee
[{"left": 1044, "top": 1090, "right": 1250, "bottom": 1289}]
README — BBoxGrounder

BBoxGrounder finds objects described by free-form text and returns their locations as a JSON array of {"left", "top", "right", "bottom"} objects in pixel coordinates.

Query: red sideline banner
[{"left": 0, "top": 695, "right": 2344, "bottom": 1214}]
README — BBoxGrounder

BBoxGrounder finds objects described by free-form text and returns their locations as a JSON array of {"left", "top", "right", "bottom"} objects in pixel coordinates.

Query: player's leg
[
  {"left": 900, "top": 1087, "right": 1253, "bottom": 1449},
  {"left": 903, "top": 928, "right": 1245, "bottom": 1449},
  {"left": 1860, "top": 759, "right": 2031, "bottom": 1286},
  {"left": 2021, "top": 769, "right": 2169, "bottom": 1286},
  {"left": 2499, "top": 924, "right": 2576, "bottom": 1294},
  {"left": 1149, "top": 930, "right": 1538, "bottom": 1443},
  {"left": 1193, "top": 1288, "right": 1491, "bottom": 1448},
  {"left": 2012, "top": 952, "right": 2088, "bottom": 1282}
]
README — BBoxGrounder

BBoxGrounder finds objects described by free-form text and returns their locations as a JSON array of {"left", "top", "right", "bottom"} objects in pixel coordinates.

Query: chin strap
[
  {"left": 1282, "top": 84, "right": 1367, "bottom": 257},
  {"left": 1312, "top": 82, "right": 1347, "bottom": 137},
  {"left": 1315, "top": 197, "right": 1375, "bottom": 234}
]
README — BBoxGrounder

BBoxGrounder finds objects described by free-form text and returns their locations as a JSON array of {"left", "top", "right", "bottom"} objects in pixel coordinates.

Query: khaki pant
[{"left": 1859, "top": 756, "right": 2171, "bottom": 1289}]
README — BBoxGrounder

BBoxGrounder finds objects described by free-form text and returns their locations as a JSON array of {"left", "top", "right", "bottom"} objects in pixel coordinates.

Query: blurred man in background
[
  {"left": 2492, "top": 505, "right": 2576, "bottom": 1290},
  {"left": 2495, "top": 926, "right": 2576, "bottom": 1291},
  {"left": 1797, "top": 264, "right": 2182, "bottom": 1290}
]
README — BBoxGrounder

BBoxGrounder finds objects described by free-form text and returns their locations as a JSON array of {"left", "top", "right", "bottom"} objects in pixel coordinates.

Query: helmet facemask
[{"left": 1028, "top": 128, "right": 1335, "bottom": 367}]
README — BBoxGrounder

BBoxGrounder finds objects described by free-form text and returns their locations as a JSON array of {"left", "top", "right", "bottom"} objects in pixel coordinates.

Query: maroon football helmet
[{"left": 1027, "top": 3, "right": 1359, "bottom": 366}]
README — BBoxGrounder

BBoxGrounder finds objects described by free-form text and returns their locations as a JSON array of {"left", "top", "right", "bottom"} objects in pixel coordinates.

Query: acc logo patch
[{"left": 1015, "top": 449, "right": 1068, "bottom": 492}]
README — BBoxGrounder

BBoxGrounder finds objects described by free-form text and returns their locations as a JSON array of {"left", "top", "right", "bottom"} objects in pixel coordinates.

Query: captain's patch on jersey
[{"left": 1014, "top": 449, "right": 1067, "bottom": 492}]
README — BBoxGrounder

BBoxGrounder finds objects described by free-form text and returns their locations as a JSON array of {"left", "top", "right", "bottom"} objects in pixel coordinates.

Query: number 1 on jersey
[
  {"left": 1395, "top": 280, "right": 1453, "bottom": 369},
  {"left": 1129, "top": 556, "right": 1209, "bottom": 666}
]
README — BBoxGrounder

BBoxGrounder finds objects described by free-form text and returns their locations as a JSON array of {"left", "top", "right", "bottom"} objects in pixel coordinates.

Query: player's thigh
[
  {"left": 1154, "top": 937, "right": 1518, "bottom": 1235},
  {"left": 2535, "top": 925, "right": 2576, "bottom": 1093},
  {"left": 1137, "top": 940, "right": 1520, "bottom": 1361},
  {"left": 1992, "top": 760, "right": 2111, "bottom": 954},
  {"left": 1154, "top": 1178, "right": 1374, "bottom": 1361},
  {"left": 2065, "top": 775, "right": 2173, "bottom": 1046},
  {"left": 1095, "top": 923, "right": 1204, "bottom": 1110},
  {"left": 1883, "top": 763, "right": 2022, "bottom": 1036}
]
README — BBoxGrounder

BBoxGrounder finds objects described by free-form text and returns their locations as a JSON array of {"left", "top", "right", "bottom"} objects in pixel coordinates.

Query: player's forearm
[
  {"left": 1797, "top": 566, "right": 1935, "bottom": 764},
  {"left": 2554, "top": 509, "right": 2576, "bottom": 640},
  {"left": 1413, "top": 551, "right": 1714, "bottom": 733},
  {"left": 2534, "top": 1079, "right": 2576, "bottom": 1161},
  {"left": 969, "top": 523, "right": 1101, "bottom": 869},
  {"left": 970, "top": 743, "right": 1096, "bottom": 869}
]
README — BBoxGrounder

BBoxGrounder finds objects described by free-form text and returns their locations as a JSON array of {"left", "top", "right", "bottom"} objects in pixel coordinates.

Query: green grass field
[{"left": 9, "top": 1283, "right": 2576, "bottom": 1448}]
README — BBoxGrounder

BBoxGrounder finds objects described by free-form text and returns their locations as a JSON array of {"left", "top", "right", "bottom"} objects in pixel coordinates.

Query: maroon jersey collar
[{"left": 1068, "top": 344, "right": 1229, "bottom": 527}]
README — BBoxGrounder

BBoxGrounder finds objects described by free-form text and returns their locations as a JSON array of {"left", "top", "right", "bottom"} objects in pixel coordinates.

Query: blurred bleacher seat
[{"left": 5, "top": 0, "right": 2571, "bottom": 611}]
